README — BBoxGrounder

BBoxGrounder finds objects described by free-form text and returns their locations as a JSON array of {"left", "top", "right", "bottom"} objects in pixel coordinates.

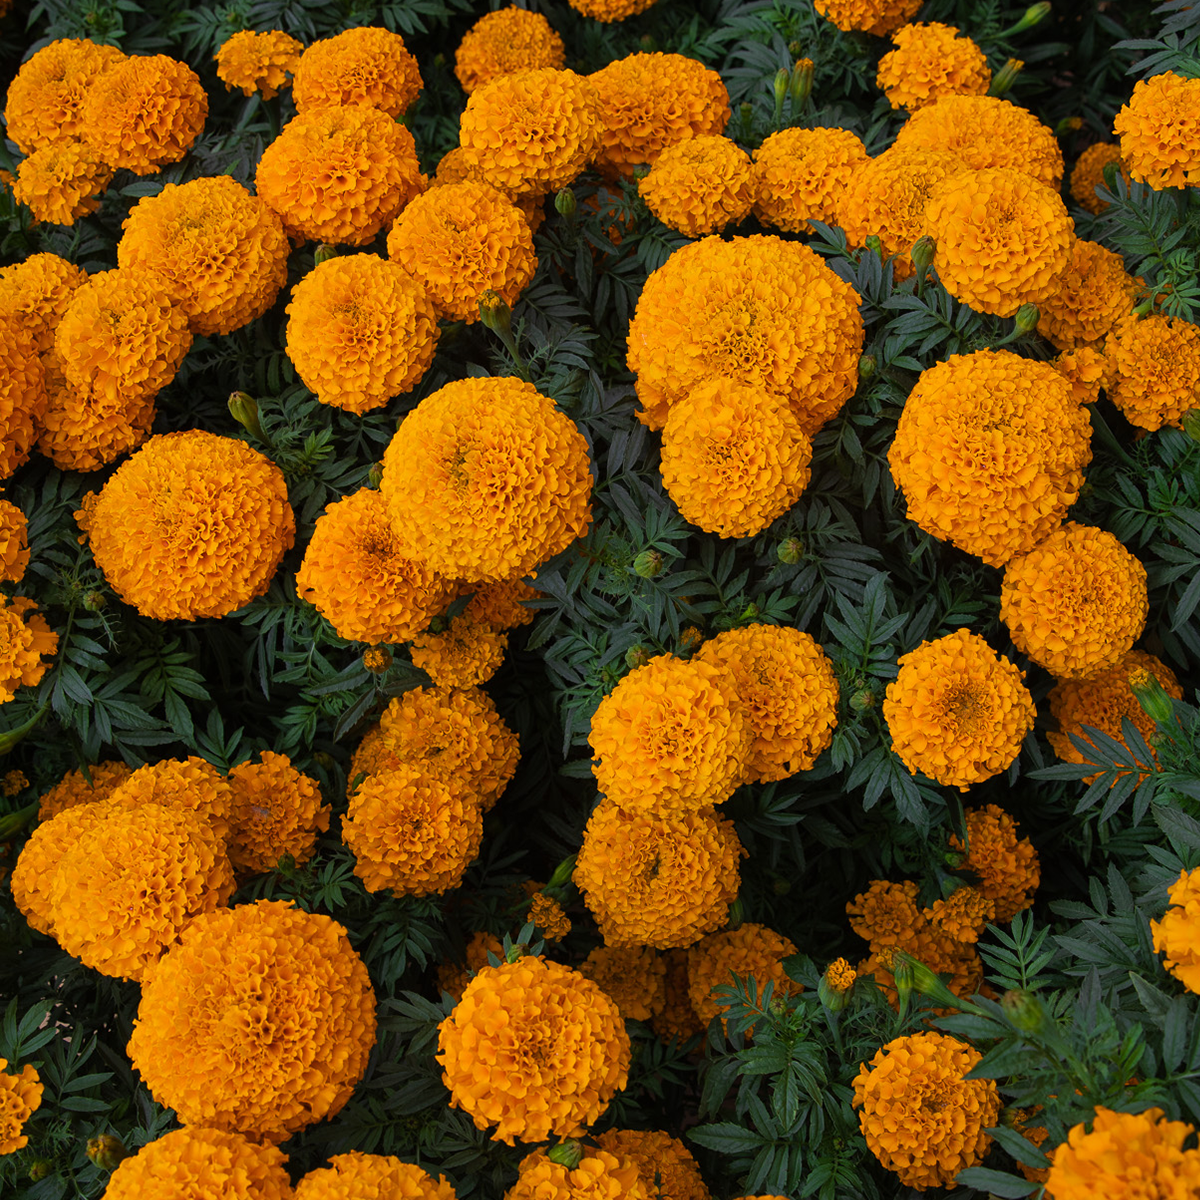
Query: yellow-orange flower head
[
  {"left": 579, "top": 946, "right": 667, "bottom": 1022},
  {"left": 0, "top": 1059, "right": 42, "bottom": 1155},
  {"left": 1070, "top": 142, "right": 1126, "bottom": 214},
  {"left": 590, "top": 53, "right": 729, "bottom": 179},
  {"left": 13, "top": 141, "right": 113, "bottom": 225},
  {"left": 386, "top": 181, "right": 536, "bottom": 323},
  {"left": 814, "top": 0, "right": 921, "bottom": 35},
  {"left": 80, "top": 54, "right": 207, "bottom": 176},
  {"left": 884, "top": 629, "right": 1035, "bottom": 791},
  {"left": 410, "top": 613, "right": 508, "bottom": 689},
  {"left": 507, "top": 1149, "right": 648, "bottom": 1200},
  {"left": 628, "top": 234, "right": 864, "bottom": 434},
  {"left": 118, "top": 176, "right": 289, "bottom": 338},
  {"left": 227, "top": 751, "right": 331, "bottom": 876},
  {"left": 455, "top": 7, "right": 565, "bottom": 94},
  {"left": 1046, "top": 1107, "right": 1200, "bottom": 1199},
  {"left": 924, "top": 886, "right": 995, "bottom": 944},
  {"left": 848, "top": 879, "right": 924, "bottom": 949},
  {"left": 0, "top": 595, "right": 57, "bottom": 703},
  {"left": 925, "top": 168, "right": 1074, "bottom": 318},
  {"left": 0, "top": 251, "right": 87, "bottom": 354},
  {"left": 295, "top": 1152, "right": 460, "bottom": 1200},
  {"left": 128, "top": 899, "right": 377, "bottom": 1141},
  {"left": 853, "top": 1032, "right": 1000, "bottom": 1190},
  {"left": 575, "top": 800, "right": 744, "bottom": 948},
  {"left": 1152, "top": 868, "right": 1200, "bottom": 994},
  {"left": 1038, "top": 238, "right": 1141, "bottom": 351},
  {"left": 380, "top": 376, "right": 593, "bottom": 584},
  {"left": 293, "top": 26, "right": 422, "bottom": 118},
  {"left": 639, "top": 135, "right": 754, "bottom": 237},
  {"left": 1106, "top": 312, "right": 1200, "bottom": 431},
  {"left": 79, "top": 429, "right": 295, "bottom": 620},
  {"left": 0, "top": 310, "right": 48, "bottom": 482},
  {"left": 106, "top": 755, "right": 234, "bottom": 842},
  {"left": 1001, "top": 522, "right": 1148, "bottom": 679},
  {"left": 256, "top": 105, "right": 424, "bottom": 246},
  {"left": 528, "top": 891, "right": 571, "bottom": 942},
  {"left": 595, "top": 1130, "right": 708, "bottom": 1200},
  {"left": 948, "top": 804, "right": 1039, "bottom": 922},
  {"left": 37, "top": 761, "right": 133, "bottom": 823},
  {"left": 888, "top": 350, "right": 1092, "bottom": 567},
  {"left": 0, "top": 498, "right": 28, "bottom": 584},
  {"left": 876, "top": 23, "right": 990, "bottom": 111},
  {"left": 752, "top": 126, "right": 869, "bottom": 235},
  {"left": 1114, "top": 72, "right": 1200, "bottom": 190},
  {"left": 687, "top": 923, "right": 799, "bottom": 1028},
  {"left": 214, "top": 29, "right": 302, "bottom": 100},
  {"left": 569, "top": 0, "right": 659, "bottom": 19},
  {"left": 437, "top": 956, "right": 630, "bottom": 1144},
  {"left": 285, "top": 253, "right": 438, "bottom": 412}
]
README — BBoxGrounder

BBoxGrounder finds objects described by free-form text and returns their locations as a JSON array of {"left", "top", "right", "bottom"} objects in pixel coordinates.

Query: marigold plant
[
  {"left": 214, "top": 29, "right": 302, "bottom": 99},
  {"left": 687, "top": 923, "right": 799, "bottom": 1029},
  {"left": 528, "top": 891, "right": 571, "bottom": 942},
  {"left": 293, "top": 26, "right": 422, "bottom": 117},
  {"left": 814, "top": 0, "right": 922, "bottom": 36},
  {"left": 638, "top": 135, "right": 754, "bottom": 237},
  {"left": 569, "top": 0, "right": 659, "bottom": 18},
  {"left": 100, "top": 754, "right": 234, "bottom": 841},
  {"left": 948, "top": 804, "right": 1040, "bottom": 922},
  {"left": 1037, "top": 238, "right": 1141, "bottom": 350},
  {"left": 1113, "top": 71, "right": 1200, "bottom": 189},
  {"left": 507, "top": 1149, "right": 648, "bottom": 1200},
  {"left": 596, "top": 1130, "right": 709, "bottom": 1200},
  {"left": 1069, "top": 142, "right": 1125, "bottom": 213},
  {"left": 579, "top": 946, "right": 666, "bottom": 1022},
  {"left": 924, "top": 886, "right": 995, "bottom": 944},
  {"left": 1105, "top": 312, "right": 1200, "bottom": 431},
  {"left": 1151, "top": 867, "right": 1200, "bottom": 994},
  {"left": 226, "top": 751, "right": 331, "bottom": 875},
  {"left": 876, "top": 23, "right": 990, "bottom": 111},
  {"left": 752, "top": 126, "right": 869, "bottom": 234},
  {"left": 0, "top": 311, "right": 48, "bottom": 482},
  {"left": 0, "top": 499, "right": 29, "bottom": 584},
  {"left": 454, "top": 7, "right": 565, "bottom": 93},
  {"left": 0, "top": 595, "right": 57, "bottom": 704},
  {"left": 295, "top": 1152, "right": 459, "bottom": 1200},
  {"left": 0, "top": 1060, "right": 42, "bottom": 1155},
  {"left": 409, "top": 613, "right": 508, "bottom": 689},
  {"left": 0, "top": 252, "right": 87, "bottom": 354},
  {"left": 13, "top": 141, "right": 113, "bottom": 225}
]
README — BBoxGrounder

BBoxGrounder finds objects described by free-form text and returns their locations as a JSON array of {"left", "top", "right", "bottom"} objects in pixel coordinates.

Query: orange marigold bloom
[
  {"left": 79, "top": 430, "right": 294, "bottom": 621},
  {"left": 214, "top": 29, "right": 302, "bottom": 100},
  {"left": 0, "top": 310, "right": 48, "bottom": 482},
  {"left": 575, "top": 801, "right": 744, "bottom": 949},
  {"left": 106, "top": 755, "right": 234, "bottom": 842},
  {"left": 847, "top": 880, "right": 923, "bottom": 949},
  {"left": 695, "top": 624, "right": 838, "bottom": 782},
  {"left": 1001, "top": 523, "right": 1148, "bottom": 679},
  {"left": 1046, "top": 1107, "right": 1200, "bottom": 1199},
  {"left": 628, "top": 234, "right": 863, "bottom": 434},
  {"left": 0, "top": 498, "right": 28, "bottom": 584},
  {"left": 380, "top": 376, "right": 593, "bottom": 584},
  {"left": 293, "top": 26, "right": 422, "bottom": 118},
  {"left": 0, "top": 251, "right": 87, "bottom": 354},
  {"left": 853, "top": 1032, "right": 1000, "bottom": 1190},
  {"left": 80, "top": 54, "right": 207, "bottom": 175},
  {"left": 876, "top": 23, "right": 990, "bottom": 111},
  {"left": 36, "top": 761, "right": 132, "bottom": 823},
  {"left": 887, "top": 349, "right": 1092, "bottom": 567},
  {"left": 569, "top": 0, "right": 659, "bottom": 18},
  {"left": 1152, "top": 867, "right": 1200, "bottom": 994},
  {"left": 652, "top": 949, "right": 706, "bottom": 1044},
  {"left": 411, "top": 612, "right": 508, "bottom": 688},
  {"left": 298, "top": 487, "right": 453, "bottom": 644},
  {"left": 128, "top": 899, "right": 377, "bottom": 1141},
  {"left": 0, "top": 595, "right": 57, "bottom": 703},
  {"left": 285, "top": 253, "right": 438, "bottom": 412},
  {"left": 256, "top": 105, "right": 424, "bottom": 246},
  {"left": 386, "top": 181, "right": 536, "bottom": 323},
  {"left": 13, "top": 141, "right": 113, "bottom": 225},
  {"left": 893, "top": 95, "right": 1064, "bottom": 189},
  {"left": 814, "top": 0, "right": 921, "bottom": 35},
  {"left": 589, "top": 53, "right": 729, "bottom": 179},
  {"left": 948, "top": 804, "right": 1039, "bottom": 922},
  {"left": 1105, "top": 312, "right": 1200, "bottom": 431},
  {"left": 528, "top": 892, "right": 571, "bottom": 942},
  {"left": 924, "top": 886, "right": 995, "bottom": 944},
  {"left": 118, "top": 175, "right": 290, "bottom": 338},
  {"left": 432, "top": 146, "right": 546, "bottom": 234},
  {"left": 925, "top": 168, "right": 1074, "bottom": 318},
  {"left": 2, "top": 770, "right": 28, "bottom": 797},
  {"left": 227, "top": 751, "right": 331, "bottom": 875},
  {"left": 295, "top": 1152, "right": 459, "bottom": 1200},
  {"left": 507, "top": 1148, "right": 648, "bottom": 1200},
  {"left": 861, "top": 931, "right": 984, "bottom": 1013},
  {"left": 579, "top": 946, "right": 667, "bottom": 1021},
  {"left": 590, "top": 654, "right": 750, "bottom": 813},
  {"left": 0, "top": 1059, "right": 42, "bottom": 1155},
  {"left": 595, "top": 1129, "right": 709, "bottom": 1200},
  {"left": 455, "top": 7, "right": 565, "bottom": 93},
  {"left": 1038, "top": 239, "right": 1141, "bottom": 350},
  {"left": 824, "top": 957, "right": 857, "bottom": 993},
  {"left": 1053, "top": 344, "right": 1111, "bottom": 406},
  {"left": 12, "top": 801, "right": 108, "bottom": 934},
  {"left": 1114, "top": 72, "right": 1200, "bottom": 190},
  {"left": 752, "top": 126, "right": 869, "bottom": 234},
  {"left": 1070, "top": 142, "right": 1126, "bottom": 214},
  {"left": 437, "top": 929, "right": 505, "bottom": 1002},
  {"left": 688, "top": 923, "right": 799, "bottom": 1029},
  {"left": 3, "top": 38, "right": 125, "bottom": 154},
  {"left": 458, "top": 577, "right": 540, "bottom": 630},
  {"left": 639, "top": 135, "right": 754, "bottom": 237},
  {"left": 103, "top": 1127, "right": 292, "bottom": 1200},
  {"left": 438, "top": 956, "right": 630, "bottom": 1144},
  {"left": 660, "top": 381, "right": 813, "bottom": 538}
]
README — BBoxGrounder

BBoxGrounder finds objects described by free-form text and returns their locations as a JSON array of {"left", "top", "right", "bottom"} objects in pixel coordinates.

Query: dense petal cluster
[
  {"left": 214, "top": 29, "right": 302, "bottom": 99},
  {"left": 227, "top": 751, "right": 331, "bottom": 875},
  {"left": 0, "top": 498, "right": 29, "bottom": 583},
  {"left": 380, "top": 376, "right": 593, "bottom": 583},
  {"left": 639, "top": 135, "right": 754, "bottom": 236},
  {"left": 0, "top": 595, "right": 57, "bottom": 703},
  {"left": 1069, "top": 142, "right": 1125, "bottom": 213},
  {"left": 105, "top": 755, "right": 234, "bottom": 842},
  {"left": 888, "top": 350, "right": 1092, "bottom": 566},
  {"left": 37, "top": 761, "right": 133, "bottom": 822},
  {"left": 437, "top": 956, "right": 630, "bottom": 1144},
  {"left": 569, "top": 0, "right": 659, "bottom": 18},
  {"left": 528, "top": 891, "right": 571, "bottom": 942},
  {"left": 596, "top": 1130, "right": 708, "bottom": 1200},
  {"left": 884, "top": 629, "right": 1036, "bottom": 791},
  {"left": 814, "top": 0, "right": 922, "bottom": 35},
  {"left": 1114, "top": 71, "right": 1200, "bottom": 189},
  {"left": 507, "top": 1149, "right": 648, "bottom": 1200},
  {"left": 1151, "top": 868, "right": 1200, "bottom": 994},
  {"left": 78, "top": 429, "right": 295, "bottom": 620},
  {"left": 848, "top": 880, "right": 924, "bottom": 949},
  {"left": 853, "top": 1032, "right": 1000, "bottom": 1190},
  {"left": 0, "top": 1059, "right": 42, "bottom": 1155},
  {"left": 579, "top": 946, "right": 666, "bottom": 1021},
  {"left": 0, "top": 311, "right": 49, "bottom": 481},
  {"left": 575, "top": 801, "right": 744, "bottom": 948},
  {"left": 295, "top": 1152, "right": 459, "bottom": 1200},
  {"left": 688, "top": 924, "right": 798, "bottom": 1028},
  {"left": 285, "top": 254, "right": 438, "bottom": 411},
  {"left": 410, "top": 613, "right": 508, "bottom": 689},
  {"left": 925, "top": 886, "right": 994, "bottom": 944},
  {"left": 455, "top": 7, "right": 565, "bottom": 93},
  {"left": 1105, "top": 312, "right": 1200, "bottom": 431},
  {"left": 293, "top": 26, "right": 422, "bottom": 117},
  {"left": 1001, "top": 523, "right": 1148, "bottom": 679},
  {"left": 876, "top": 23, "right": 990, "bottom": 111},
  {"left": 752, "top": 126, "right": 869, "bottom": 234},
  {"left": 14, "top": 141, "right": 114, "bottom": 225},
  {"left": 128, "top": 900, "right": 377, "bottom": 1140},
  {"left": 1037, "top": 238, "right": 1141, "bottom": 350},
  {"left": 948, "top": 805, "right": 1039, "bottom": 922},
  {"left": 0, "top": 252, "right": 87, "bottom": 353}
]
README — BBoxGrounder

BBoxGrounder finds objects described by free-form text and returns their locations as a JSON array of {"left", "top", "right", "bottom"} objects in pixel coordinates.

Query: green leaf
[{"left": 956, "top": 1167, "right": 1038, "bottom": 1197}]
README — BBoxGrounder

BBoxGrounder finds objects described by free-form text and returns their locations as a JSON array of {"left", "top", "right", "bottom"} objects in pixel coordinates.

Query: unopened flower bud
[
  {"left": 548, "top": 1139, "right": 584, "bottom": 1169},
  {"left": 1014, "top": 303, "right": 1040, "bottom": 335},
  {"left": 727, "top": 897, "right": 745, "bottom": 929},
  {"left": 1005, "top": 2, "right": 1051, "bottom": 36},
  {"left": 819, "top": 957, "right": 856, "bottom": 1012},
  {"left": 864, "top": 234, "right": 884, "bottom": 259},
  {"left": 228, "top": 391, "right": 266, "bottom": 442},
  {"left": 1001, "top": 988, "right": 1047, "bottom": 1034},
  {"left": 367, "top": 461, "right": 384, "bottom": 488},
  {"left": 633, "top": 549, "right": 663, "bottom": 578},
  {"left": 989, "top": 58, "right": 1025, "bottom": 97},
  {"left": 313, "top": 751, "right": 334, "bottom": 769},
  {"left": 858, "top": 353, "right": 877, "bottom": 379},
  {"left": 29, "top": 1161, "right": 55, "bottom": 1182},
  {"left": 83, "top": 589, "right": 105, "bottom": 612},
  {"left": 547, "top": 854, "right": 576, "bottom": 890},
  {"left": 505, "top": 941, "right": 528, "bottom": 963},
  {"left": 1054, "top": 116, "right": 1084, "bottom": 136},
  {"left": 850, "top": 687, "right": 875, "bottom": 712},
  {"left": 87, "top": 1136, "right": 128, "bottom": 1171},
  {"left": 313, "top": 243, "right": 337, "bottom": 265},
  {"left": 625, "top": 644, "right": 650, "bottom": 670},
  {"left": 777, "top": 537, "right": 804, "bottom": 565},
  {"left": 790, "top": 57, "right": 814, "bottom": 106},
  {"left": 362, "top": 647, "right": 392, "bottom": 674},
  {"left": 1128, "top": 667, "right": 1175, "bottom": 724},
  {"left": 741, "top": 602, "right": 759, "bottom": 620},
  {"left": 639, "top": 34, "right": 657, "bottom": 52},
  {"left": 1183, "top": 408, "right": 1200, "bottom": 444},
  {"left": 773, "top": 67, "right": 790, "bottom": 111},
  {"left": 554, "top": 187, "right": 576, "bottom": 219},
  {"left": 478, "top": 289, "right": 512, "bottom": 336},
  {"left": 772, "top": 875, "right": 791, "bottom": 896},
  {"left": 910, "top": 235, "right": 936, "bottom": 279}
]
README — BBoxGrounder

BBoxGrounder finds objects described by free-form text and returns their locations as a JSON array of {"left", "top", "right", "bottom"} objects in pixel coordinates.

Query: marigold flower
[
  {"left": 688, "top": 923, "right": 798, "bottom": 1029},
  {"left": 103, "top": 1127, "right": 292, "bottom": 1200},
  {"left": 885, "top": 629, "right": 1035, "bottom": 791},
  {"left": 0, "top": 251, "right": 87, "bottom": 354},
  {"left": 293, "top": 26, "right": 422, "bottom": 118},
  {"left": 1038, "top": 238, "right": 1141, "bottom": 350},
  {"left": 455, "top": 7, "right": 565, "bottom": 93},
  {"left": 590, "top": 53, "right": 729, "bottom": 179},
  {"left": 0, "top": 498, "right": 28, "bottom": 584},
  {"left": 432, "top": 146, "right": 547, "bottom": 233},
  {"left": 569, "top": 0, "right": 659, "bottom": 18},
  {"left": 13, "top": 141, "right": 113, "bottom": 225},
  {"left": 1070, "top": 142, "right": 1126, "bottom": 214},
  {"left": 1114, "top": 72, "right": 1200, "bottom": 190},
  {"left": 3, "top": 39, "right": 125, "bottom": 154},
  {"left": 1045, "top": 1107, "right": 1200, "bottom": 1198},
  {"left": 437, "top": 929, "right": 505, "bottom": 1002},
  {"left": 0, "top": 1059, "right": 43, "bottom": 1155},
  {"left": 12, "top": 800, "right": 107, "bottom": 934},
  {"left": 925, "top": 168, "right": 1074, "bottom": 318},
  {"left": 853, "top": 1031, "right": 1000, "bottom": 1190},
  {"left": 579, "top": 946, "right": 667, "bottom": 1021},
  {"left": 0, "top": 595, "right": 57, "bottom": 704},
  {"left": 227, "top": 751, "right": 330, "bottom": 875},
  {"left": 129, "top": 899, "right": 376, "bottom": 1140},
  {"left": 104, "top": 755, "right": 233, "bottom": 842},
  {"left": 859, "top": 931, "right": 986, "bottom": 1011},
  {"left": 118, "top": 176, "right": 290, "bottom": 338},
  {"left": 628, "top": 235, "right": 863, "bottom": 434},
  {"left": 380, "top": 376, "right": 593, "bottom": 584},
  {"left": 79, "top": 430, "right": 294, "bottom": 621},
  {"left": 37, "top": 760, "right": 134, "bottom": 822},
  {"left": 214, "top": 29, "right": 302, "bottom": 100},
  {"left": 438, "top": 956, "right": 630, "bottom": 1144},
  {"left": 638, "top": 135, "right": 754, "bottom": 237},
  {"left": 1001, "top": 523, "right": 1148, "bottom": 679},
  {"left": 2, "top": 770, "right": 28, "bottom": 797},
  {"left": 80, "top": 54, "right": 207, "bottom": 175},
  {"left": 410, "top": 612, "right": 507, "bottom": 688},
  {"left": 694, "top": 624, "right": 838, "bottom": 782},
  {"left": 847, "top": 880, "right": 924, "bottom": 949},
  {"left": 1105, "top": 312, "right": 1200, "bottom": 431},
  {"left": 652, "top": 949, "right": 706, "bottom": 1044},
  {"left": 508, "top": 1149, "right": 648, "bottom": 1200},
  {"left": 595, "top": 1129, "right": 708, "bottom": 1200},
  {"left": 924, "top": 886, "right": 995, "bottom": 944},
  {"left": 256, "top": 105, "right": 424, "bottom": 246},
  {"left": 343, "top": 764, "right": 483, "bottom": 896},
  {"left": 1053, "top": 344, "right": 1111, "bottom": 406},
  {"left": 1007, "top": 1108, "right": 1051, "bottom": 1185},
  {"left": 521, "top": 892, "right": 567, "bottom": 942},
  {"left": 752, "top": 126, "right": 869, "bottom": 235},
  {"left": 458, "top": 577, "right": 540, "bottom": 630},
  {"left": 295, "top": 1152, "right": 459, "bottom": 1200},
  {"left": 386, "top": 182, "right": 536, "bottom": 323},
  {"left": 1152, "top": 867, "right": 1200, "bottom": 993},
  {"left": 575, "top": 800, "right": 744, "bottom": 948},
  {"left": 876, "top": 23, "right": 990, "bottom": 111},
  {"left": 0, "top": 311, "right": 48, "bottom": 482},
  {"left": 824, "top": 958, "right": 857, "bottom": 994},
  {"left": 888, "top": 349, "right": 1092, "bottom": 566},
  {"left": 814, "top": 0, "right": 921, "bottom": 36},
  {"left": 948, "top": 804, "right": 1039, "bottom": 922}
]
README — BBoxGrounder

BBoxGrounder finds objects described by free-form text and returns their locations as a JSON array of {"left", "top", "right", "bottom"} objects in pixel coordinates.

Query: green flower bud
[
  {"left": 777, "top": 537, "right": 804, "bottom": 565},
  {"left": 555, "top": 187, "right": 576, "bottom": 219},
  {"left": 864, "top": 234, "right": 884, "bottom": 259},
  {"left": 849, "top": 688, "right": 875, "bottom": 712},
  {"left": 1001, "top": 988, "right": 1047, "bottom": 1034},
  {"left": 633, "top": 549, "right": 664, "bottom": 578},
  {"left": 1004, "top": 2, "right": 1051, "bottom": 36},
  {"left": 790, "top": 57, "right": 814, "bottom": 107},
  {"left": 87, "top": 1136, "right": 128, "bottom": 1172},
  {"left": 773, "top": 67, "right": 790, "bottom": 110},
  {"left": 547, "top": 854, "right": 577, "bottom": 890},
  {"left": 367, "top": 461, "right": 384, "bottom": 488},
  {"left": 989, "top": 58, "right": 1024, "bottom": 98},
  {"left": 625, "top": 644, "right": 650, "bottom": 670},
  {"left": 858, "top": 353, "right": 877, "bottom": 380},
  {"left": 29, "top": 1161, "right": 55, "bottom": 1182},
  {"left": 478, "top": 289, "right": 512, "bottom": 337},
  {"left": 910, "top": 235, "right": 936, "bottom": 279},
  {"left": 1014, "top": 304, "right": 1040, "bottom": 335},
  {"left": 313, "top": 243, "right": 337, "bottom": 265},
  {"left": 227, "top": 391, "right": 266, "bottom": 443},
  {"left": 547, "top": 1139, "right": 583, "bottom": 1169},
  {"left": 1182, "top": 407, "right": 1200, "bottom": 444},
  {"left": 1128, "top": 668, "right": 1175, "bottom": 724}
]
